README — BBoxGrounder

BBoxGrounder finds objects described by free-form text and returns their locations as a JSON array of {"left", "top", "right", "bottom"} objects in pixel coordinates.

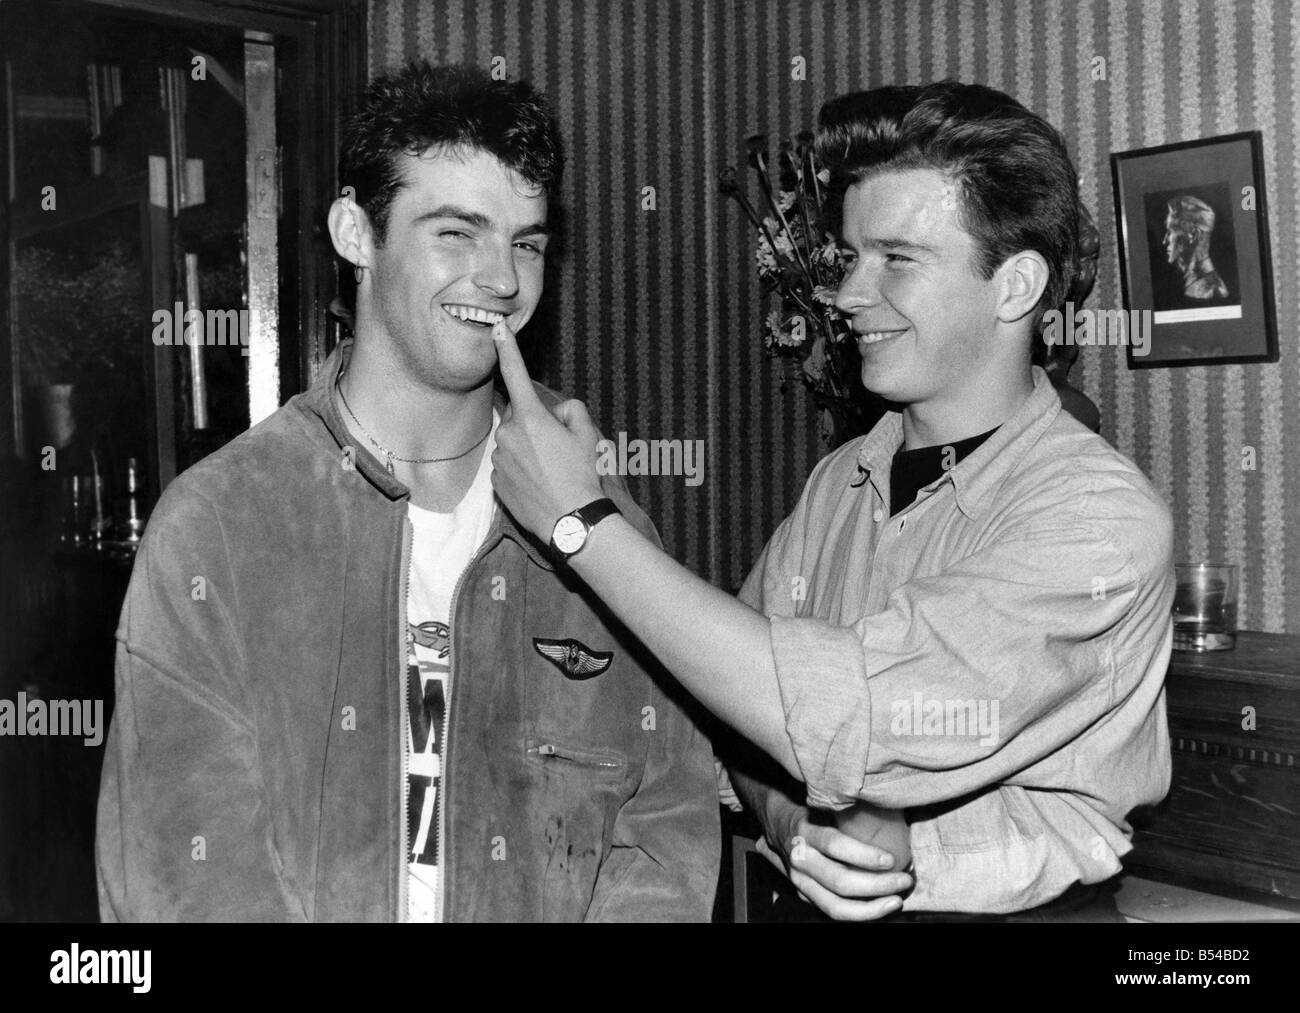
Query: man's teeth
[
  {"left": 442, "top": 304, "right": 506, "bottom": 326},
  {"left": 859, "top": 329, "right": 903, "bottom": 344}
]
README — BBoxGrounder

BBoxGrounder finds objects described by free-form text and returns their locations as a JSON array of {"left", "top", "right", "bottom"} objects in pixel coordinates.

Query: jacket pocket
[{"left": 525, "top": 737, "right": 627, "bottom": 778}]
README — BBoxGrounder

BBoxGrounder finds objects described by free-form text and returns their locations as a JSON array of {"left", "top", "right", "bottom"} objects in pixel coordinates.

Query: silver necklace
[{"left": 334, "top": 369, "right": 491, "bottom": 475}]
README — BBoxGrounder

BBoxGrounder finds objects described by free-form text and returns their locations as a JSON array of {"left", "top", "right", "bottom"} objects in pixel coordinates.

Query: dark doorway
[{"left": 0, "top": 0, "right": 364, "bottom": 922}]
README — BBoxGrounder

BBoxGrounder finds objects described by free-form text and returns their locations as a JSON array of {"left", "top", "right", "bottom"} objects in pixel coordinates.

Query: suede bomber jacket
[{"left": 96, "top": 339, "right": 720, "bottom": 922}]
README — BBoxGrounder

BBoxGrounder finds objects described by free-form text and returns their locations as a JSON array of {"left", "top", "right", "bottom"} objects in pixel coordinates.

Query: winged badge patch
[{"left": 532, "top": 638, "right": 613, "bottom": 680}]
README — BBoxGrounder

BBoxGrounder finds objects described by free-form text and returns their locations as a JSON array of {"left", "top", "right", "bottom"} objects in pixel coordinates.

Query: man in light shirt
[{"left": 488, "top": 80, "right": 1174, "bottom": 921}]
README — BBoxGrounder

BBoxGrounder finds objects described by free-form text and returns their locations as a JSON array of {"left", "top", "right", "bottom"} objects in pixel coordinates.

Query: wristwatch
[{"left": 549, "top": 498, "right": 621, "bottom": 560}]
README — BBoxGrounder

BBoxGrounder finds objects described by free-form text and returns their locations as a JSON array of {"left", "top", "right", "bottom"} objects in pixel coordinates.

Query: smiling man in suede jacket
[{"left": 94, "top": 61, "right": 719, "bottom": 923}]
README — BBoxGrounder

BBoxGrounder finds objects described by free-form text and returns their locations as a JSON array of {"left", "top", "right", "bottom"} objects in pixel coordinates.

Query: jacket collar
[
  {"left": 295, "top": 338, "right": 556, "bottom": 571},
  {"left": 855, "top": 365, "right": 1063, "bottom": 519}
]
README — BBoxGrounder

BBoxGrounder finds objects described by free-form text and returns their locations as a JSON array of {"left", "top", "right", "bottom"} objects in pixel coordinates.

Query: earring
[{"left": 354, "top": 264, "right": 365, "bottom": 284}]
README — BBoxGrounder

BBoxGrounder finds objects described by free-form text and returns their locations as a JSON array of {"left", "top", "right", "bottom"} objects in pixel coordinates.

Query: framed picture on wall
[{"left": 1110, "top": 131, "right": 1278, "bottom": 369}]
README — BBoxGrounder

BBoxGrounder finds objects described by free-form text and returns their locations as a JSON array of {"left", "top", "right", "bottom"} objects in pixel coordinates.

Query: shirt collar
[{"left": 855, "top": 366, "right": 1063, "bottom": 519}]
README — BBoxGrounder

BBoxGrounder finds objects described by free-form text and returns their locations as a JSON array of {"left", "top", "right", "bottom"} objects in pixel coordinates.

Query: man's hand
[
  {"left": 756, "top": 801, "right": 914, "bottom": 921},
  {"left": 490, "top": 321, "right": 606, "bottom": 540}
]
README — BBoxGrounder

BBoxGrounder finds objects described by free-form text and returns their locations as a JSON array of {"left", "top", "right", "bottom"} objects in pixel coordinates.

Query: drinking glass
[{"left": 1172, "top": 563, "right": 1238, "bottom": 652}]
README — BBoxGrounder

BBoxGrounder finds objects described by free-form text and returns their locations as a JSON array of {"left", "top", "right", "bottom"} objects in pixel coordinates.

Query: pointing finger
[{"left": 492, "top": 320, "right": 542, "bottom": 416}]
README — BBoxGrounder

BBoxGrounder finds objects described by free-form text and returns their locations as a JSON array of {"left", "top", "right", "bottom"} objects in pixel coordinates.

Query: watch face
[{"left": 552, "top": 514, "right": 588, "bottom": 554}]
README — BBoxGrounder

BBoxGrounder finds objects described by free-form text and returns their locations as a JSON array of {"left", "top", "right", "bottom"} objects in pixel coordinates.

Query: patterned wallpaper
[{"left": 369, "top": 0, "right": 1298, "bottom": 632}]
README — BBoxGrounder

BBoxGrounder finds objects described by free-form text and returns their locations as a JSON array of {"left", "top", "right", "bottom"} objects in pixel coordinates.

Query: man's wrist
[
  {"left": 548, "top": 495, "right": 618, "bottom": 559},
  {"left": 761, "top": 789, "right": 803, "bottom": 857},
  {"left": 566, "top": 512, "right": 634, "bottom": 576}
]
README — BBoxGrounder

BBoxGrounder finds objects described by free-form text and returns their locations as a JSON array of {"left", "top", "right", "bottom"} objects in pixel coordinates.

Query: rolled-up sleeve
[
  {"left": 769, "top": 617, "right": 874, "bottom": 810},
  {"left": 770, "top": 501, "right": 1171, "bottom": 811}
]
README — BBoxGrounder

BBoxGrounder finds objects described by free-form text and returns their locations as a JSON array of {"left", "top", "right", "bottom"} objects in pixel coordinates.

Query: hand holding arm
[{"left": 726, "top": 737, "right": 912, "bottom": 920}]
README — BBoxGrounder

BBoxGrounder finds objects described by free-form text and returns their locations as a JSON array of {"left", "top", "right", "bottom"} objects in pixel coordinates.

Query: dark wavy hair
[
  {"left": 339, "top": 60, "right": 564, "bottom": 244},
  {"left": 814, "top": 80, "right": 1079, "bottom": 321}
]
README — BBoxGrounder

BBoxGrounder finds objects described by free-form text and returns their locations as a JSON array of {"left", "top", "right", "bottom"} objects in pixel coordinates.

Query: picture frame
[{"left": 1110, "top": 131, "right": 1279, "bottom": 369}]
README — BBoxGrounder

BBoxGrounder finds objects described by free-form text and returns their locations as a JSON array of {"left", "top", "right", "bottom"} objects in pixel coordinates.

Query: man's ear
[
  {"left": 327, "top": 195, "right": 373, "bottom": 270},
  {"left": 995, "top": 250, "right": 1050, "bottom": 324}
]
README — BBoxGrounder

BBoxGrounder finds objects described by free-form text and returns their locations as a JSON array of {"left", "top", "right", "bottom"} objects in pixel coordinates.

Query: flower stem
[{"left": 754, "top": 152, "right": 817, "bottom": 289}]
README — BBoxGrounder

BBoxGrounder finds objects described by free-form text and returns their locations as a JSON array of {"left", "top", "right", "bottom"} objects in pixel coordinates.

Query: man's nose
[
  {"left": 472, "top": 243, "right": 520, "bottom": 298},
  {"left": 834, "top": 261, "right": 882, "bottom": 316}
]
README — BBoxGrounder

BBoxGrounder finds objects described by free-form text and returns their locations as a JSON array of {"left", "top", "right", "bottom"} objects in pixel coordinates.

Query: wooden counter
[{"left": 1127, "top": 631, "right": 1300, "bottom": 901}]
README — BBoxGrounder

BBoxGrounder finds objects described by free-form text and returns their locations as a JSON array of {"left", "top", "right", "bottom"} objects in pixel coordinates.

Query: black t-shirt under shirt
[{"left": 889, "top": 426, "right": 999, "bottom": 517}]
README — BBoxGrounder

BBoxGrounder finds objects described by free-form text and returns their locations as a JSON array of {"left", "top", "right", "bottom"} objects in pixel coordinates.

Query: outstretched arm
[
  {"left": 490, "top": 322, "right": 799, "bottom": 780},
  {"left": 491, "top": 320, "right": 1171, "bottom": 814}
]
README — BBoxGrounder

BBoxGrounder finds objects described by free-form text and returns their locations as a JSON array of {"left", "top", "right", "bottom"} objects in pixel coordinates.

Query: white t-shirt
[{"left": 404, "top": 410, "right": 499, "bottom": 922}]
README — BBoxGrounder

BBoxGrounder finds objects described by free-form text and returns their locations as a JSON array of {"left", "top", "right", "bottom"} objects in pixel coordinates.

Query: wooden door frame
[
  {"left": 0, "top": 0, "right": 365, "bottom": 461},
  {"left": 90, "top": 0, "right": 368, "bottom": 396}
]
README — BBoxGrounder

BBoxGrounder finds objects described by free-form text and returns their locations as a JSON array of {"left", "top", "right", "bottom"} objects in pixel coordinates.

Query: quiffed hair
[
  {"left": 814, "top": 80, "right": 1079, "bottom": 319},
  {"left": 340, "top": 60, "right": 564, "bottom": 243}
]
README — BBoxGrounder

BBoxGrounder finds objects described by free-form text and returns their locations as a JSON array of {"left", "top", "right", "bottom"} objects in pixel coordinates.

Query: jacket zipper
[
  {"left": 437, "top": 530, "right": 497, "bottom": 923},
  {"left": 527, "top": 743, "right": 622, "bottom": 769},
  {"left": 397, "top": 514, "right": 412, "bottom": 923}
]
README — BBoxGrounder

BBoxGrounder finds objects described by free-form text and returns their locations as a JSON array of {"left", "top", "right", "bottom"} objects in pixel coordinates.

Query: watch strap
[{"left": 572, "top": 497, "right": 620, "bottom": 529}]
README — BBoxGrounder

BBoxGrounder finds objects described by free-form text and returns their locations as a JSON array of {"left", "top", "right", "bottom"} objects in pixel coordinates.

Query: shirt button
[{"left": 873, "top": 509, "right": 883, "bottom": 523}]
